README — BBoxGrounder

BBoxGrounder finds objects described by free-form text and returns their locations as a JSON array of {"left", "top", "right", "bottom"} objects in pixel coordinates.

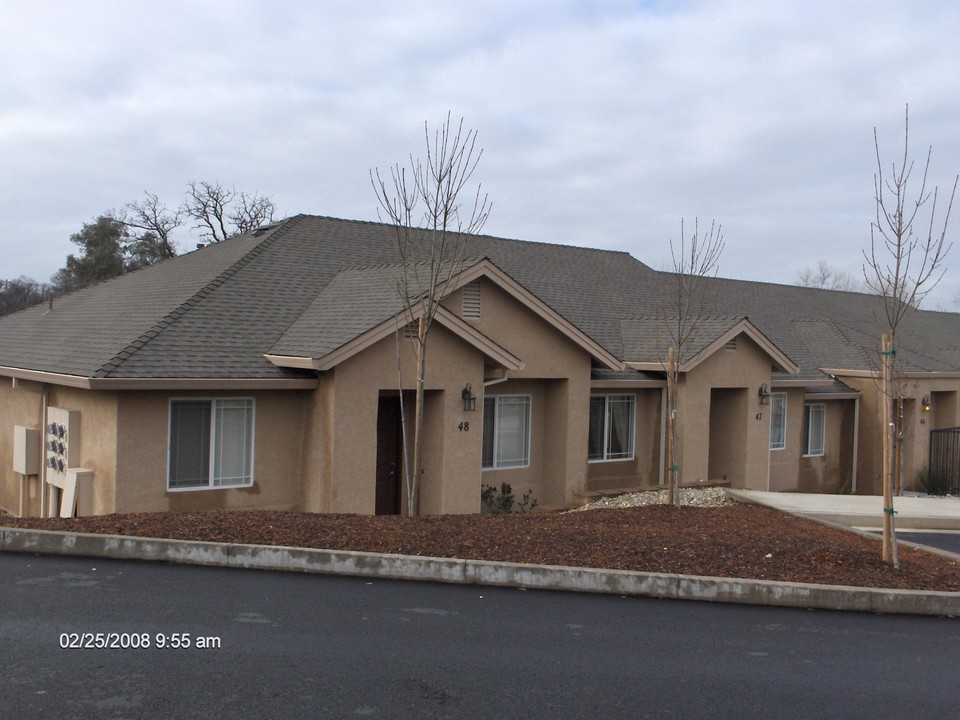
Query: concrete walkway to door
[{"left": 728, "top": 490, "right": 960, "bottom": 531}]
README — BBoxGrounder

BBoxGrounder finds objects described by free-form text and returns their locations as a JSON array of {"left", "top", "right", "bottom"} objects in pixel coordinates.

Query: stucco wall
[
  {"left": 586, "top": 388, "right": 663, "bottom": 490},
  {"left": 675, "top": 335, "right": 773, "bottom": 489},
  {"left": 0, "top": 379, "right": 46, "bottom": 516},
  {"left": 448, "top": 280, "right": 595, "bottom": 507},
  {"left": 114, "top": 390, "right": 306, "bottom": 514},
  {"left": 311, "top": 322, "right": 486, "bottom": 515},
  {"left": 0, "top": 380, "right": 118, "bottom": 517}
]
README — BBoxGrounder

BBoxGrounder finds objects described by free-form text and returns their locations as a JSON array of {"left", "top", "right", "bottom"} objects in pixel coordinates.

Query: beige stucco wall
[
  {"left": 0, "top": 379, "right": 118, "bottom": 517},
  {"left": 586, "top": 388, "right": 663, "bottom": 490},
  {"left": 838, "top": 374, "right": 960, "bottom": 495},
  {"left": 768, "top": 390, "right": 856, "bottom": 493},
  {"left": 304, "top": 322, "right": 486, "bottom": 515},
  {"left": 675, "top": 335, "right": 773, "bottom": 490},
  {"left": 0, "top": 378, "right": 46, "bottom": 516},
  {"left": 447, "top": 279, "right": 594, "bottom": 507},
  {"left": 114, "top": 390, "right": 306, "bottom": 514}
]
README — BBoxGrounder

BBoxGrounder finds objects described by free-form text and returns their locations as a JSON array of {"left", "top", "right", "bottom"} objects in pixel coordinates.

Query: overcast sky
[{"left": 3, "top": 0, "right": 960, "bottom": 307}]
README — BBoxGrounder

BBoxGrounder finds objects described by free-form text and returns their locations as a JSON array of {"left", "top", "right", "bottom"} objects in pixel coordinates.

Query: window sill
[{"left": 167, "top": 482, "right": 254, "bottom": 493}]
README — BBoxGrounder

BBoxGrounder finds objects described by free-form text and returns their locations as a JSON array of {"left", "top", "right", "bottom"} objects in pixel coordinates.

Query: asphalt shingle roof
[{"left": 2, "top": 214, "right": 960, "bottom": 384}]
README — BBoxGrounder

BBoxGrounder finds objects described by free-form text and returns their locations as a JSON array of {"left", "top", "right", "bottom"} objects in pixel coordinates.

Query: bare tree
[
  {"left": 372, "top": 114, "right": 491, "bottom": 516},
  {"left": 796, "top": 260, "right": 865, "bottom": 292},
  {"left": 183, "top": 181, "right": 276, "bottom": 243},
  {"left": 863, "top": 105, "right": 958, "bottom": 567},
  {"left": 663, "top": 218, "right": 725, "bottom": 505},
  {"left": 117, "top": 192, "right": 181, "bottom": 259},
  {"left": 0, "top": 276, "right": 51, "bottom": 317}
]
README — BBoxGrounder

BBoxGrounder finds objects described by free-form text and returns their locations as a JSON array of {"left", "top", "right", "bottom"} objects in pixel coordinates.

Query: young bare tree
[
  {"left": 183, "top": 180, "right": 276, "bottom": 243},
  {"left": 372, "top": 114, "right": 491, "bottom": 516},
  {"left": 863, "top": 105, "right": 958, "bottom": 567},
  {"left": 663, "top": 218, "right": 725, "bottom": 505}
]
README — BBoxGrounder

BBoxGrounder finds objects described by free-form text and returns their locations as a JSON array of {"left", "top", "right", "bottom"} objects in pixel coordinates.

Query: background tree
[
  {"left": 51, "top": 216, "right": 128, "bottom": 293},
  {"left": 372, "top": 114, "right": 491, "bottom": 516},
  {"left": 116, "top": 191, "right": 181, "bottom": 259},
  {"left": 662, "top": 218, "right": 725, "bottom": 505},
  {"left": 183, "top": 180, "right": 276, "bottom": 243},
  {"left": 796, "top": 260, "right": 865, "bottom": 292},
  {"left": 863, "top": 105, "right": 958, "bottom": 567},
  {"left": 0, "top": 276, "right": 51, "bottom": 316}
]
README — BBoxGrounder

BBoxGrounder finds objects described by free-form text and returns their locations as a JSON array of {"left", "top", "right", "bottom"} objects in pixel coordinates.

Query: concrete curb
[{"left": 2, "top": 527, "right": 958, "bottom": 617}]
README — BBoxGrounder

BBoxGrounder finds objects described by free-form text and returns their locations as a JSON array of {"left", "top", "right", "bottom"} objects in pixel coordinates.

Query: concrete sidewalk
[{"left": 728, "top": 490, "right": 960, "bottom": 531}]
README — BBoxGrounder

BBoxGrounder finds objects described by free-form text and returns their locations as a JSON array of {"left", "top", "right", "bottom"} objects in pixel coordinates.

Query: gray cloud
[{"left": 2, "top": 0, "right": 959, "bottom": 306}]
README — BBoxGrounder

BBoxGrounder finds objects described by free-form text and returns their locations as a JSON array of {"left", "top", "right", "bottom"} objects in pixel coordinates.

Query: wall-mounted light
[
  {"left": 922, "top": 395, "right": 932, "bottom": 413},
  {"left": 462, "top": 383, "right": 476, "bottom": 412},
  {"left": 758, "top": 383, "right": 771, "bottom": 406}
]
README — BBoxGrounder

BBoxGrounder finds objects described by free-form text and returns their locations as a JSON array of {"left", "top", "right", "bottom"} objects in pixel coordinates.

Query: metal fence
[{"left": 928, "top": 427, "right": 960, "bottom": 496}]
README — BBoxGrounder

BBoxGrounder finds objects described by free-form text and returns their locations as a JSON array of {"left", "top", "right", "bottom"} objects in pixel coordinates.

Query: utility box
[{"left": 13, "top": 426, "right": 41, "bottom": 475}]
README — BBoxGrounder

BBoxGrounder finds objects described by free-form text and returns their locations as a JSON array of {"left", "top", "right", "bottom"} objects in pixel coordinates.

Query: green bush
[
  {"left": 481, "top": 482, "right": 538, "bottom": 514},
  {"left": 917, "top": 465, "right": 954, "bottom": 496}
]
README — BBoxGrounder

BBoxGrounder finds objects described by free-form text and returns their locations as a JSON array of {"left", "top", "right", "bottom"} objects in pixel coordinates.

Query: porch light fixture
[
  {"left": 462, "top": 383, "right": 477, "bottom": 412},
  {"left": 758, "top": 384, "right": 771, "bottom": 406},
  {"left": 922, "top": 395, "right": 932, "bottom": 413}
]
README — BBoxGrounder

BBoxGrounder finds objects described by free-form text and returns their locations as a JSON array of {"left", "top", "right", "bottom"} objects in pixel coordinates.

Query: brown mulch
[{"left": 3, "top": 504, "right": 959, "bottom": 592}]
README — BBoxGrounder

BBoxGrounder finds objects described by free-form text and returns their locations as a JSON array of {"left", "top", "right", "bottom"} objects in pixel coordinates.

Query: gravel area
[{"left": 572, "top": 487, "right": 733, "bottom": 510}]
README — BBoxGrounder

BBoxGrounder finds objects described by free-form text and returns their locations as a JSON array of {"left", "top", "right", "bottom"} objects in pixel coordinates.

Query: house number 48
[{"left": 458, "top": 422, "right": 470, "bottom": 432}]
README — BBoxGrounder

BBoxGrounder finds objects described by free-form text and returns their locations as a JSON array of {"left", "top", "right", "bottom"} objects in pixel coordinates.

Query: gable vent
[
  {"left": 462, "top": 282, "right": 481, "bottom": 320},
  {"left": 724, "top": 338, "right": 738, "bottom": 351}
]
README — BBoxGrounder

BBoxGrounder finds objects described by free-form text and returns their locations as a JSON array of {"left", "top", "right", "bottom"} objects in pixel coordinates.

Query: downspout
[
  {"left": 851, "top": 396, "right": 860, "bottom": 494},
  {"left": 40, "top": 384, "right": 49, "bottom": 518},
  {"left": 659, "top": 386, "right": 667, "bottom": 485}
]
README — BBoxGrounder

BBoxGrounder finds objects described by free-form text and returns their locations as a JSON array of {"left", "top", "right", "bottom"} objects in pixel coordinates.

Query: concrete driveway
[{"left": 727, "top": 489, "right": 960, "bottom": 531}]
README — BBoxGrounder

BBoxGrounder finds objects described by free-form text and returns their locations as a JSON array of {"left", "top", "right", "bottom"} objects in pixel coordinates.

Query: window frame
[
  {"left": 802, "top": 403, "right": 826, "bottom": 457},
  {"left": 167, "top": 397, "right": 255, "bottom": 491},
  {"left": 769, "top": 392, "right": 787, "bottom": 451},
  {"left": 482, "top": 394, "right": 532, "bottom": 470},
  {"left": 588, "top": 393, "right": 636, "bottom": 463}
]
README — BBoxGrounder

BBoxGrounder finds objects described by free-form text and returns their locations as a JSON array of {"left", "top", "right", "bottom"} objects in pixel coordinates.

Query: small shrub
[
  {"left": 481, "top": 482, "right": 538, "bottom": 514},
  {"left": 917, "top": 465, "right": 954, "bottom": 496}
]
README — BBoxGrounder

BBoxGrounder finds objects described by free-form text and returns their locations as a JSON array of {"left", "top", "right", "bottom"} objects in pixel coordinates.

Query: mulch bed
[{"left": 4, "top": 504, "right": 959, "bottom": 592}]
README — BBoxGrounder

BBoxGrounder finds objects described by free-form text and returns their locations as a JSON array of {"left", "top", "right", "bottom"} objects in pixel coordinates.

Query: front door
[{"left": 375, "top": 396, "right": 403, "bottom": 515}]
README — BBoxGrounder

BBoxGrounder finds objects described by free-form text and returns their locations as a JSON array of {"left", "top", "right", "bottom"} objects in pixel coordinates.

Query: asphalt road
[{"left": 2, "top": 553, "right": 958, "bottom": 719}]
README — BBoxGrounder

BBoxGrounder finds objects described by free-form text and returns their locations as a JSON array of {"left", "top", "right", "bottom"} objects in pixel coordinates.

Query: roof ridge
[
  {"left": 93, "top": 218, "right": 298, "bottom": 377},
  {"left": 303, "top": 214, "right": 639, "bottom": 259}
]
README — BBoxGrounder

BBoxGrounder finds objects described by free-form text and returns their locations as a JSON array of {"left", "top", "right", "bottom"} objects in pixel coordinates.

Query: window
[
  {"left": 482, "top": 395, "right": 531, "bottom": 469},
  {"left": 769, "top": 393, "right": 787, "bottom": 450},
  {"left": 588, "top": 394, "right": 636, "bottom": 461},
  {"left": 803, "top": 403, "right": 825, "bottom": 457},
  {"left": 169, "top": 398, "right": 254, "bottom": 489}
]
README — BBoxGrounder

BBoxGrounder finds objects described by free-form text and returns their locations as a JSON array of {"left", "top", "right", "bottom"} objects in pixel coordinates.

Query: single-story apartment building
[{"left": 1, "top": 215, "right": 958, "bottom": 517}]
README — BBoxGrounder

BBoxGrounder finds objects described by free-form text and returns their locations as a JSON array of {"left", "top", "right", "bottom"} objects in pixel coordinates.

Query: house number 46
[{"left": 458, "top": 422, "right": 470, "bottom": 432}]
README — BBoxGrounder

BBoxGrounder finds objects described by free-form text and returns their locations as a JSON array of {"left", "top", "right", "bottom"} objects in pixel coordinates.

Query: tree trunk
[
  {"left": 666, "top": 346, "right": 679, "bottom": 506},
  {"left": 408, "top": 315, "right": 427, "bottom": 517},
  {"left": 881, "top": 333, "right": 899, "bottom": 567}
]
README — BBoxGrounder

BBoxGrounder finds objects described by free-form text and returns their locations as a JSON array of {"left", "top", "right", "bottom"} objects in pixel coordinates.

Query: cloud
[{"left": 1, "top": 0, "right": 959, "bottom": 306}]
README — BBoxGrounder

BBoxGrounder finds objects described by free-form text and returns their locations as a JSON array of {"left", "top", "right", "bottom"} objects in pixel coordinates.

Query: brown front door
[{"left": 376, "top": 396, "right": 403, "bottom": 515}]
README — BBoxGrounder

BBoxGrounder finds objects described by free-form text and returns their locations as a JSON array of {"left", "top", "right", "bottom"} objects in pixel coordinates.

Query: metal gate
[{"left": 928, "top": 427, "right": 960, "bottom": 495}]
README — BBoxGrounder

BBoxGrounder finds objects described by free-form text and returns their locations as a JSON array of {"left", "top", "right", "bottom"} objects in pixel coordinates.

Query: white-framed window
[
  {"left": 803, "top": 403, "right": 825, "bottom": 457},
  {"left": 588, "top": 394, "right": 636, "bottom": 462},
  {"left": 769, "top": 392, "right": 787, "bottom": 451},
  {"left": 168, "top": 398, "right": 255, "bottom": 490},
  {"left": 482, "top": 395, "right": 531, "bottom": 469}
]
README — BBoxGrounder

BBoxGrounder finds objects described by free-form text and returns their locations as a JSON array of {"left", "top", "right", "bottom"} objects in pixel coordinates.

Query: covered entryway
[
  {"left": 708, "top": 388, "right": 748, "bottom": 484},
  {"left": 375, "top": 394, "right": 403, "bottom": 515}
]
